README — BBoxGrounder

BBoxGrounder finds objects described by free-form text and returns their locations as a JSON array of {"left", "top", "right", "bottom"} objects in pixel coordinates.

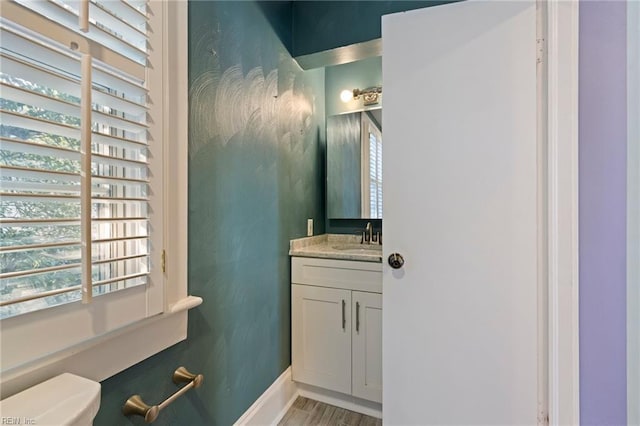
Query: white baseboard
[
  {"left": 234, "top": 367, "right": 382, "bottom": 425},
  {"left": 297, "top": 383, "right": 382, "bottom": 419},
  {"left": 234, "top": 367, "right": 298, "bottom": 426}
]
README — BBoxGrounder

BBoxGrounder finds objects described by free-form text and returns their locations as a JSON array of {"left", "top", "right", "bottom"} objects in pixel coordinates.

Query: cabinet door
[
  {"left": 292, "top": 284, "right": 352, "bottom": 394},
  {"left": 352, "top": 291, "right": 382, "bottom": 403}
]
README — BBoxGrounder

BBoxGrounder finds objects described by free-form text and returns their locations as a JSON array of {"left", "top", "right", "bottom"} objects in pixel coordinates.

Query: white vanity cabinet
[
  {"left": 291, "top": 284, "right": 352, "bottom": 395},
  {"left": 291, "top": 256, "right": 382, "bottom": 403},
  {"left": 351, "top": 291, "right": 382, "bottom": 402}
]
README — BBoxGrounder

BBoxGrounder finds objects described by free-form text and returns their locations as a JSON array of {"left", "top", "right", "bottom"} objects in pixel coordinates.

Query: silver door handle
[
  {"left": 342, "top": 299, "right": 346, "bottom": 330},
  {"left": 356, "top": 301, "right": 360, "bottom": 333},
  {"left": 388, "top": 253, "right": 405, "bottom": 269}
]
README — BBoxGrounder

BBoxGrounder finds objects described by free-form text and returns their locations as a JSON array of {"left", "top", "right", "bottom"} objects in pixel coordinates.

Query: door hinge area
[
  {"left": 538, "top": 411, "right": 549, "bottom": 426},
  {"left": 537, "top": 38, "right": 545, "bottom": 64},
  {"left": 161, "top": 249, "right": 166, "bottom": 273}
]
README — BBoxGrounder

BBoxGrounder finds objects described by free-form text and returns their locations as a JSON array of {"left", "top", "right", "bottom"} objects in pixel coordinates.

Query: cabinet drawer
[{"left": 291, "top": 257, "right": 382, "bottom": 293}]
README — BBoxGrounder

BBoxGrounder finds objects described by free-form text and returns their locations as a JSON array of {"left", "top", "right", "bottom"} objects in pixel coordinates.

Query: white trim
[
  {"left": 545, "top": 1, "right": 580, "bottom": 425},
  {"left": 0, "top": 297, "right": 201, "bottom": 399},
  {"left": 162, "top": 0, "right": 189, "bottom": 307},
  {"left": 80, "top": 52, "right": 93, "bottom": 304},
  {"left": 233, "top": 368, "right": 382, "bottom": 425},
  {"left": 536, "top": 3, "right": 549, "bottom": 422},
  {"left": 628, "top": 1, "right": 640, "bottom": 424},
  {"left": 145, "top": 0, "right": 166, "bottom": 317},
  {"left": 297, "top": 383, "right": 382, "bottom": 420},
  {"left": 234, "top": 367, "right": 299, "bottom": 426}
]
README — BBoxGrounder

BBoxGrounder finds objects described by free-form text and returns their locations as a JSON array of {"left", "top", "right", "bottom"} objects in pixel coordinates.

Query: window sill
[{"left": 0, "top": 295, "right": 202, "bottom": 399}]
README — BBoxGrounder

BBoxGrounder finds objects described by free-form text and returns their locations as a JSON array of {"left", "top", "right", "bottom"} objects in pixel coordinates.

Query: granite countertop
[{"left": 289, "top": 234, "right": 382, "bottom": 263}]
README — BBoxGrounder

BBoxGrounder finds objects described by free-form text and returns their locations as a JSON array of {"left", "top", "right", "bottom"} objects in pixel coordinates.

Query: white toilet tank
[{"left": 0, "top": 373, "right": 101, "bottom": 425}]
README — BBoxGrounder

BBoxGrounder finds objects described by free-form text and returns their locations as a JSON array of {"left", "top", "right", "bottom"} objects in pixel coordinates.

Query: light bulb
[{"left": 340, "top": 89, "right": 353, "bottom": 103}]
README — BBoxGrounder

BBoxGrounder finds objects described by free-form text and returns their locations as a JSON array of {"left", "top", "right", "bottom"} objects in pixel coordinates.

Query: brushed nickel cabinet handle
[
  {"left": 356, "top": 301, "right": 360, "bottom": 333},
  {"left": 342, "top": 299, "right": 346, "bottom": 330}
]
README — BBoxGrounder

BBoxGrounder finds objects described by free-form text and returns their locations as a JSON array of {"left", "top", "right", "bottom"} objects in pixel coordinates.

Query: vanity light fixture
[
  {"left": 340, "top": 87, "right": 383, "bottom": 106},
  {"left": 340, "top": 89, "right": 353, "bottom": 103}
]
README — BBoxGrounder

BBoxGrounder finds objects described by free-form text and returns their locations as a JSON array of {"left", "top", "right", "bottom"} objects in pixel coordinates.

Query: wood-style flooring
[{"left": 278, "top": 397, "right": 382, "bottom": 426}]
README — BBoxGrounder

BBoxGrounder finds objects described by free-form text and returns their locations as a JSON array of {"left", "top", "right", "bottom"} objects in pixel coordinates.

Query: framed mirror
[{"left": 327, "top": 108, "right": 382, "bottom": 219}]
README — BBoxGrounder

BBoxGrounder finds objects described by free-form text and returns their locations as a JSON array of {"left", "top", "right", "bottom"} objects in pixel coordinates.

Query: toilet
[{"left": 0, "top": 373, "right": 100, "bottom": 425}]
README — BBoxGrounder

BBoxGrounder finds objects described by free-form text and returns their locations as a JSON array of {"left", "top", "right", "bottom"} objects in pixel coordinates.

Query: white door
[
  {"left": 291, "top": 284, "right": 352, "bottom": 394},
  {"left": 352, "top": 291, "right": 383, "bottom": 403},
  {"left": 382, "top": 1, "right": 539, "bottom": 424}
]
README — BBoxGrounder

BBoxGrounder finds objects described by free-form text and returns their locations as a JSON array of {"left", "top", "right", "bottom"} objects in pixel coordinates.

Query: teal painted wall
[
  {"left": 325, "top": 56, "right": 382, "bottom": 117},
  {"left": 292, "top": 1, "right": 456, "bottom": 57},
  {"left": 95, "top": 2, "right": 325, "bottom": 425},
  {"left": 326, "top": 113, "right": 362, "bottom": 218}
]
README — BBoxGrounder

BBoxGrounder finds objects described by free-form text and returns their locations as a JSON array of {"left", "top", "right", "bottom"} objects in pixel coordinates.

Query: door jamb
[
  {"left": 628, "top": 1, "right": 640, "bottom": 424},
  {"left": 545, "top": 1, "right": 580, "bottom": 425}
]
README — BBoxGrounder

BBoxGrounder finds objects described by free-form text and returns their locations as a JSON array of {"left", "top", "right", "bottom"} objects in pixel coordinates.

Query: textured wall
[
  {"left": 95, "top": 2, "right": 325, "bottom": 425},
  {"left": 579, "top": 1, "right": 628, "bottom": 425},
  {"left": 327, "top": 112, "right": 362, "bottom": 218}
]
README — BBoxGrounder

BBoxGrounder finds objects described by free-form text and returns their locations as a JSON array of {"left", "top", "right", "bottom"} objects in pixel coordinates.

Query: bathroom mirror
[{"left": 327, "top": 108, "right": 382, "bottom": 219}]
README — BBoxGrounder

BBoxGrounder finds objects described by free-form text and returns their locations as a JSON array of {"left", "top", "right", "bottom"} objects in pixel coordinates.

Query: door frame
[
  {"left": 544, "top": 1, "right": 580, "bottom": 425},
  {"left": 628, "top": 1, "right": 640, "bottom": 423}
]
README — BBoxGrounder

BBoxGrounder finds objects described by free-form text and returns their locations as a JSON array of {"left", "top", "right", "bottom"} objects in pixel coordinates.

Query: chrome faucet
[{"left": 359, "top": 222, "right": 381, "bottom": 244}]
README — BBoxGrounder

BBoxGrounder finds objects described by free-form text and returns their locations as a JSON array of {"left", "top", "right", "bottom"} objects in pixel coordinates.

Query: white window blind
[
  {"left": 361, "top": 112, "right": 382, "bottom": 219},
  {"left": 0, "top": 0, "right": 151, "bottom": 319},
  {"left": 368, "top": 127, "right": 382, "bottom": 219}
]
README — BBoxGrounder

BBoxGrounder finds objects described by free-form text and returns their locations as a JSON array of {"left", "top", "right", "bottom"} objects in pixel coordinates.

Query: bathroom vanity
[{"left": 289, "top": 235, "right": 382, "bottom": 404}]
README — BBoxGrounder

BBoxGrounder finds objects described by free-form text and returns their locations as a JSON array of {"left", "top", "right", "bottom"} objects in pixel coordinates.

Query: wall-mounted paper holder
[{"left": 122, "top": 366, "right": 204, "bottom": 423}]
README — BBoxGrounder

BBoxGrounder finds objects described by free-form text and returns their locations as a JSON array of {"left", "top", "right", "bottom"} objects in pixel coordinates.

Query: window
[
  {"left": 0, "top": 0, "right": 185, "bottom": 376},
  {"left": 361, "top": 112, "right": 382, "bottom": 219},
  {"left": 1, "top": 0, "right": 153, "bottom": 320}
]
